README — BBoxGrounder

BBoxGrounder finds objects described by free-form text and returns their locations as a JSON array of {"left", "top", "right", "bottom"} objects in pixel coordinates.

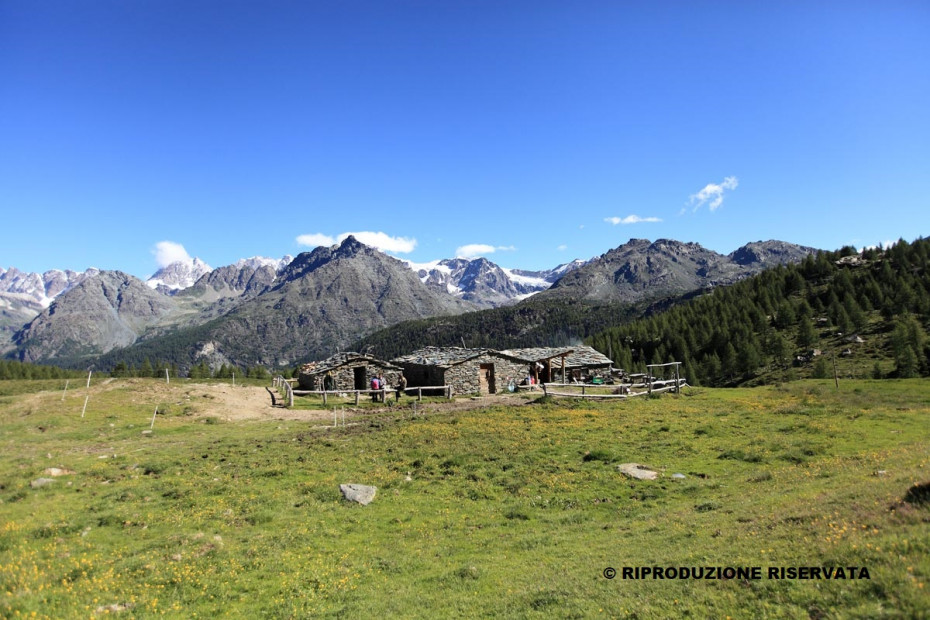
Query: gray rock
[
  {"left": 671, "top": 473, "right": 687, "bottom": 479},
  {"left": 340, "top": 483, "right": 377, "bottom": 505},
  {"left": 617, "top": 463, "right": 659, "bottom": 480},
  {"left": 31, "top": 478, "right": 56, "bottom": 488}
]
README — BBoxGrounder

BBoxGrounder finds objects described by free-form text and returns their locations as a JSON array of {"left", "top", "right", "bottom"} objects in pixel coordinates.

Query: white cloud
[
  {"left": 860, "top": 240, "right": 895, "bottom": 251},
  {"left": 296, "top": 231, "right": 417, "bottom": 254},
  {"left": 455, "top": 244, "right": 516, "bottom": 259},
  {"left": 152, "top": 241, "right": 192, "bottom": 267},
  {"left": 337, "top": 231, "right": 417, "bottom": 254},
  {"left": 604, "top": 215, "right": 663, "bottom": 225},
  {"left": 557, "top": 244, "right": 568, "bottom": 251},
  {"left": 296, "top": 233, "right": 336, "bottom": 247},
  {"left": 689, "top": 176, "right": 739, "bottom": 212}
]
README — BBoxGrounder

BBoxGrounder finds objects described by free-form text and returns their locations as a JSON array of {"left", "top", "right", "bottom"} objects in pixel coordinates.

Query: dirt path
[
  {"left": 26, "top": 379, "right": 540, "bottom": 423},
  {"left": 207, "top": 387, "right": 539, "bottom": 421}
]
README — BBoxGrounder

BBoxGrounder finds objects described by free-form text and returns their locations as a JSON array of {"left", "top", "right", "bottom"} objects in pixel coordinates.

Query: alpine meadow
[{"left": 0, "top": 377, "right": 928, "bottom": 617}]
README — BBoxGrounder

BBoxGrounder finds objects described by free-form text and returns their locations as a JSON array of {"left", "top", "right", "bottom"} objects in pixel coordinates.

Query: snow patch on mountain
[
  {"left": 500, "top": 267, "right": 549, "bottom": 289},
  {"left": 234, "top": 255, "right": 293, "bottom": 273},
  {"left": 402, "top": 257, "right": 580, "bottom": 306},
  {"left": 147, "top": 258, "right": 213, "bottom": 294},
  {"left": 549, "top": 259, "right": 589, "bottom": 278},
  {"left": 0, "top": 267, "right": 100, "bottom": 310}
]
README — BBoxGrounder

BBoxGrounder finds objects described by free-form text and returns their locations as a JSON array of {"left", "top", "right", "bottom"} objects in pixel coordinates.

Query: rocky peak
[
  {"left": 729, "top": 240, "right": 819, "bottom": 267},
  {"left": 14, "top": 270, "right": 178, "bottom": 364},
  {"left": 1, "top": 266, "right": 99, "bottom": 308},
  {"left": 180, "top": 255, "right": 294, "bottom": 302},
  {"left": 541, "top": 238, "right": 818, "bottom": 303},
  {"left": 147, "top": 258, "right": 213, "bottom": 295},
  {"left": 234, "top": 255, "right": 293, "bottom": 273},
  {"left": 406, "top": 256, "right": 557, "bottom": 308},
  {"left": 279, "top": 235, "right": 385, "bottom": 284}
]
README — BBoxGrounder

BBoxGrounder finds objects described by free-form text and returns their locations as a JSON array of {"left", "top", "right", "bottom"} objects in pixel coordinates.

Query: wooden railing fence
[{"left": 272, "top": 377, "right": 451, "bottom": 408}]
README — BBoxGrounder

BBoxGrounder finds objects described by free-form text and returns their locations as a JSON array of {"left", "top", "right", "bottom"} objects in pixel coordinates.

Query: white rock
[
  {"left": 617, "top": 463, "right": 659, "bottom": 480},
  {"left": 340, "top": 483, "right": 377, "bottom": 505}
]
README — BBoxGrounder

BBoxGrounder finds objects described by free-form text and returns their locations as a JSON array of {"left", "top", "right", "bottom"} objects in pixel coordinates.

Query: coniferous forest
[
  {"left": 0, "top": 359, "right": 87, "bottom": 381},
  {"left": 588, "top": 238, "right": 930, "bottom": 386}
]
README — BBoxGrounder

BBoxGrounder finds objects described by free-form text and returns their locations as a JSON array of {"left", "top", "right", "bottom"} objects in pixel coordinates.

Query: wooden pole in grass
[
  {"left": 165, "top": 368, "right": 170, "bottom": 384},
  {"left": 61, "top": 380, "right": 69, "bottom": 401},
  {"left": 81, "top": 370, "right": 92, "bottom": 417},
  {"left": 150, "top": 407, "right": 157, "bottom": 429},
  {"left": 832, "top": 353, "right": 839, "bottom": 389}
]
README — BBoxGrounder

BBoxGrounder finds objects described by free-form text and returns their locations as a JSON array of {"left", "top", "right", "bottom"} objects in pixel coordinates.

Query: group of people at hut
[{"left": 369, "top": 373, "right": 408, "bottom": 401}]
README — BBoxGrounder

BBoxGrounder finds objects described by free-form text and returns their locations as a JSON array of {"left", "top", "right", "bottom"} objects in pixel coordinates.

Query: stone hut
[
  {"left": 560, "top": 345, "right": 615, "bottom": 382},
  {"left": 497, "top": 347, "right": 575, "bottom": 384},
  {"left": 298, "top": 352, "right": 403, "bottom": 391},
  {"left": 391, "top": 347, "right": 527, "bottom": 395}
]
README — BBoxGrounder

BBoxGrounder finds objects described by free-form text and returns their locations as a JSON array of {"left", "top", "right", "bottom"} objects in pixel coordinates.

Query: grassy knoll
[{"left": 1, "top": 379, "right": 928, "bottom": 618}]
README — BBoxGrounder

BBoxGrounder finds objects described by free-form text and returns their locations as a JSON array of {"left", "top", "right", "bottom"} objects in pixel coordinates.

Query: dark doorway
[{"left": 354, "top": 367, "right": 367, "bottom": 390}]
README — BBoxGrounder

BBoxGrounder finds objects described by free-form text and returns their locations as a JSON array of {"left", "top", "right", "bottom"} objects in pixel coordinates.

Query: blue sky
[{"left": 2, "top": 1, "right": 928, "bottom": 278}]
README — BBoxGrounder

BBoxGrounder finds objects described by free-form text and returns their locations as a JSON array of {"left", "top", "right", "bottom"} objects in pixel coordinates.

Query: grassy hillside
[{"left": 1, "top": 378, "right": 928, "bottom": 617}]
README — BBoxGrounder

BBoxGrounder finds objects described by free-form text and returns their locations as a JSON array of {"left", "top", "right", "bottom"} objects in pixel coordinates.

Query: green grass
[
  {"left": 289, "top": 392, "right": 453, "bottom": 411},
  {"left": 1, "top": 378, "right": 928, "bottom": 617}
]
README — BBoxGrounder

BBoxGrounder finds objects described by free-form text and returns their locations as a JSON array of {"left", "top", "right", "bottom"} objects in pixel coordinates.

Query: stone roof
[
  {"left": 391, "top": 345, "right": 614, "bottom": 369},
  {"left": 562, "top": 345, "right": 614, "bottom": 368},
  {"left": 300, "top": 352, "right": 401, "bottom": 375},
  {"left": 391, "top": 347, "right": 489, "bottom": 368},
  {"left": 497, "top": 347, "right": 575, "bottom": 362}
]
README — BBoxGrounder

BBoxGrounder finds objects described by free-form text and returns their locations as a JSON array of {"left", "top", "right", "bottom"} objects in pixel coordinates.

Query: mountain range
[
  {"left": 405, "top": 257, "right": 585, "bottom": 308},
  {"left": 538, "top": 239, "right": 818, "bottom": 302},
  {"left": 0, "top": 267, "right": 100, "bottom": 350},
  {"left": 3, "top": 238, "right": 818, "bottom": 369}
]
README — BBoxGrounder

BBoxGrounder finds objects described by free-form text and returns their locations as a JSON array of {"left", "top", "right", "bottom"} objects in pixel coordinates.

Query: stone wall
[
  {"left": 444, "top": 354, "right": 528, "bottom": 395},
  {"left": 299, "top": 362, "right": 403, "bottom": 391}
]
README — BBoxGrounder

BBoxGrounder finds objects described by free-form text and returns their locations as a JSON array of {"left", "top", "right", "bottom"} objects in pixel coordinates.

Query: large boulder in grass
[
  {"left": 340, "top": 484, "right": 377, "bottom": 505},
  {"left": 617, "top": 463, "right": 659, "bottom": 480}
]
